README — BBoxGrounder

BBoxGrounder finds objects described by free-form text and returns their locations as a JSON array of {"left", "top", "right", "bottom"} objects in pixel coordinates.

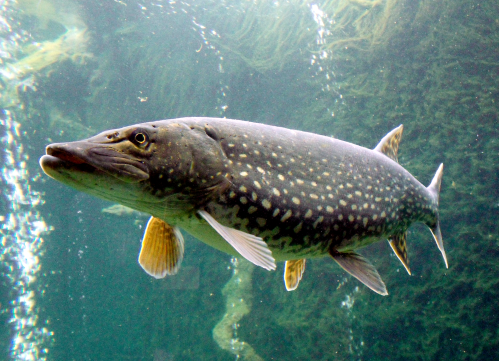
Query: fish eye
[
  {"left": 135, "top": 133, "right": 146, "bottom": 143},
  {"left": 131, "top": 129, "right": 149, "bottom": 146}
]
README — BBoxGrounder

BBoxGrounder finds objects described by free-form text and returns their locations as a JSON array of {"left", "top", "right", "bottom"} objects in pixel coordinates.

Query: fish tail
[{"left": 426, "top": 163, "right": 447, "bottom": 268}]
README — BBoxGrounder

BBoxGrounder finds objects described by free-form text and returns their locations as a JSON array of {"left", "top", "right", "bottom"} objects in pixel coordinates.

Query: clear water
[{"left": 1, "top": 0, "right": 498, "bottom": 360}]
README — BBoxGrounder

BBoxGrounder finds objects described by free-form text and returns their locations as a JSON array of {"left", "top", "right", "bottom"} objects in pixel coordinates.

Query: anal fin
[
  {"left": 138, "top": 216, "right": 184, "bottom": 279},
  {"left": 388, "top": 232, "right": 411, "bottom": 275},
  {"left": 284, "top": 259, "right": 306, "bottom": 291},
  {"left": 198, "top": 210, "right": 276, "bottom": 271},
  {"left": 329, "top": 250, "right": 388, "bottom": 296}
]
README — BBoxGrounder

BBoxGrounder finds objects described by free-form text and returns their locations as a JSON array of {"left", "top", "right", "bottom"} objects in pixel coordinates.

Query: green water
[{"left": 1, "top": 0, "right": 498, "bottom": 360}]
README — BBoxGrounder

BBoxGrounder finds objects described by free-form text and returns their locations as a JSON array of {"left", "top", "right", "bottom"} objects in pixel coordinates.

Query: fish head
[{"left": 39, "top": 121, "right": 232, "bottom": 216}]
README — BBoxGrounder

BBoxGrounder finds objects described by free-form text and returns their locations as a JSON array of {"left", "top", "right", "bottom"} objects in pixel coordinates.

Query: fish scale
[{"left": 39, "top": 117, "right": 446, "bottom": 295}]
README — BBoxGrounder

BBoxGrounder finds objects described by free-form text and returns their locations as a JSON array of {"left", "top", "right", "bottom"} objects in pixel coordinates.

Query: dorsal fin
[{"left": 374, "top": 124, "right": 403, "bottom": 163}]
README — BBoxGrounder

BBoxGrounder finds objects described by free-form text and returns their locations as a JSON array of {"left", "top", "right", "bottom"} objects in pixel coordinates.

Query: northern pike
[{"left": 39, "top": 117, "right": 447, "bottom": 295}]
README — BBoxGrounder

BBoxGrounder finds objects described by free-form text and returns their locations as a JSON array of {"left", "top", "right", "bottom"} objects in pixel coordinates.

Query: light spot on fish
[
  {"left": 273, "top": 208, "right": 280, "bottom": 217},
  {"left": 248, "top": 206, "right": 257, "bottom": 214},
  {"left": 373, "top": 214, "right": 378, "bottom": 220},
  {"left": 240, "top": 171, "right": 248, "bottom": 177},
  {"left": 292, "top": 197, "right": 301, "bottom": 205},
  {"left": 294, "top": 222, "right": 302, "bottom": 233},
  {"left": 339, "top": 199, "right": 347, "bottom": 206},
  {"left": 257, "top": 167, "right": 265, "bottom": 174},
  {"left": 262, "top": 199, "right": 272, "bottom": 209},
  {"left": 278, "top": 174, "right": 285, "bottom": 181},
  {"left": 305, "top": 209, "right": 313, "bottom": 218},
  {"left": 256, "top": 218, "right": 266, "bottom": 227},
  {"left": 363, "top": 217, "right": 368, "bottom": 227},
  {"left": 352, "top": 204, "right": 357, "bottom": 210},
  {"left": 252, "top": 192, "right": 258, "bottom": 201},
  {"left": 240, "top": 197, "right": 248, "bottom": 204},
  {"left": 281, "top": 210, "right": 292, "bottom": 222},
  {"left": 254, "top": 181, "right": 262, "bottom": 189},
  {"left": 239, "top": 154, "right": 247, "bottom": 158},
  {"left": 310, "top": 194, "right": 319, "bottom": 200},
  {"left": 348, "top": 215, "right": 355, "bottom": 222},
  {"left": 326, "top": 206, "right": 334, "bottom": 213},
  {"left": 273, "top": 188, "right": 281, "bottom": 197},
  {"left": 297, "top": 179, "right": 304, "bottom": 185},
  {"left": 313, "top": 216, "right": 324, "bottom": 228}
]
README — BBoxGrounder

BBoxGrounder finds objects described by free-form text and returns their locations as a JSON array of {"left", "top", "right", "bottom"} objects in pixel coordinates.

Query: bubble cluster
[{"left": 1, "top": 93, "right": 53, "bottom": 360}]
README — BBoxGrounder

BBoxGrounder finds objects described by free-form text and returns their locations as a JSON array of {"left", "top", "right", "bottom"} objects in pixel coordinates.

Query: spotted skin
[
  {"left": 198, "top": 118, "right": 438, "bottom": 261},
  {"left": 40, "top": 117, "right": 445, "bottom": 294}
]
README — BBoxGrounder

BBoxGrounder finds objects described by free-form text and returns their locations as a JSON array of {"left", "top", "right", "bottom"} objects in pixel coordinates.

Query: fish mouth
[{"left": 40, "top": 142, "right": 150, "bottom": 184}]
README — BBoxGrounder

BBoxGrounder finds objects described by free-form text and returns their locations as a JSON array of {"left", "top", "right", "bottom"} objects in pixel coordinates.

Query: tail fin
[{"left": 427, "top": 163, "right": 447, "bottom": 268}]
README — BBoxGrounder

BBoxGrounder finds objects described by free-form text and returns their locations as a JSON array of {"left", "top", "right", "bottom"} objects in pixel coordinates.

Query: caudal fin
[{"left": 427, "top": 163, "right": 447, "bottom": 268}]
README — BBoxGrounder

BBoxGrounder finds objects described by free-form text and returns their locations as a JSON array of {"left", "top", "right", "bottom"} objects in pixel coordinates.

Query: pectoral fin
[
  {"left": 138, "top": 216, "right": 184, "bottom": 279},
  {"left": 329, "top": 250, "right": 388, "bottom": 296},
  {"left": 388, "top": 232, "right": 411, "bottom": 275},
  {"left": 284, "top": 259, "right": 306, "bottom": 291},
  {"left": 198, "top": 210, "right": 276, "bottom": 271}
]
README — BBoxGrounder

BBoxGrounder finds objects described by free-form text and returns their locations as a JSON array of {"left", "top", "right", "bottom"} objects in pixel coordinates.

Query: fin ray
[
  {"left": 427, "top": 163, "right": 447, "bottom": 268},
  {"left": 330, "top": 250, "right": 388, "bottom": 296},
  {"left": 198, "top": 210, "right": 276, "bottom": 271},
  {"left": 388, "top": 232, "right": 411, "bottom": 275},
  {"left": 284, "top": 259, "right": 306, "bottom": 291},
  {"left": 374, "top": 124, "right": 403, "bottom": 163},
  {"left": 138, "top": 216, "right": 185, "bottom": 279}
]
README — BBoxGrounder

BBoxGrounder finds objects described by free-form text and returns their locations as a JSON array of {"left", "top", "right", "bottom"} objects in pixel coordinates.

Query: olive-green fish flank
[{"left": 40, "top": 117, "right": 447, "bottom": 295}]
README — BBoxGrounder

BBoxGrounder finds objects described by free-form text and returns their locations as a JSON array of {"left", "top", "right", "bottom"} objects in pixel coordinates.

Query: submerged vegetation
[{"left": 2, "top": 0, "right": 498, "bottom": 359}]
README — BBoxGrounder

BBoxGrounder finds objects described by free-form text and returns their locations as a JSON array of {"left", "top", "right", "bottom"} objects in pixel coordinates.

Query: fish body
[{"left": 40, "top": 117, "right": 446, "bottom": 295}]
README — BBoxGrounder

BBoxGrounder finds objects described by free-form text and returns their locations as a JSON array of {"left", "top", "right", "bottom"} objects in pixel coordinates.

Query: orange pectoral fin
[{"left": 138, "top": 216, "right": 184, "bottom": 279}]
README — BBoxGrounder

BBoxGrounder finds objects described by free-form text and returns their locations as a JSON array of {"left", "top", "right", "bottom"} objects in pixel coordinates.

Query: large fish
[{"left": 39, "top": 117, "right": 447, "bottom": 295}]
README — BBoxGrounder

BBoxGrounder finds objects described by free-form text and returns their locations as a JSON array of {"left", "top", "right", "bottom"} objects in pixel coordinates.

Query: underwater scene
[{"left": 1, "top": 0, "right": 498, "bottom": 360}]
